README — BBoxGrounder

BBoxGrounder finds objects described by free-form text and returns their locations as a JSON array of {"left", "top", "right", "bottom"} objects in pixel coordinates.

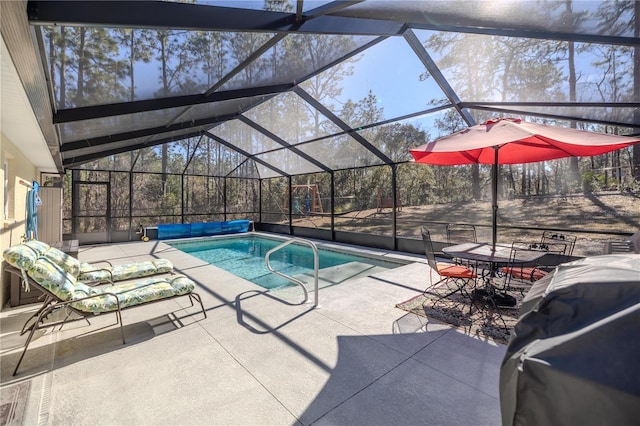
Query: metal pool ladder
[{"left": 265, "top": 238, "right": 319, "bottom": 307}]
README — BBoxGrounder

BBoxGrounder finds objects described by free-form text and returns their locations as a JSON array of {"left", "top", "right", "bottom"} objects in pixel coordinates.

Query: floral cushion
[
  {"left": 27, "top": 257, "right": 80, "bottom": 301},
  {"left": 77, "top": 259, "right": 174, "bottom": 283},
  {"left": 13, "top": 255, "right": 195, "bottom": 313},
  {"left": 166, "top": 275, "right": 196, "bottom": 295},
  {"left": 24, "top": 240, "right": 81, "bottom": 276},
  {"left": 72, "top": 275, "right": 195, "bottom": 312},
  {"left": 151, "top": 259, "right": 173, "bottom": 273},
  {"left": 4, "top": 240, "right": 173, "bottom": 283},
  {"left": 43, "top": 246, "right": 80, "bottom": 276},
  {"left": 3, "top": 241, "right": 193, "bottom": 314},
  {"left": 3, "top": 244, "right": 39, "bottom": 270},
  {"left": 22, "top": 240, "right": 51, "bottom": 255}
]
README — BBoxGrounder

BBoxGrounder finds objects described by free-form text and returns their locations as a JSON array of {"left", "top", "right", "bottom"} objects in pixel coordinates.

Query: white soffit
[{"left": 1, "top": 35, "right": 57, "bottom": 173}]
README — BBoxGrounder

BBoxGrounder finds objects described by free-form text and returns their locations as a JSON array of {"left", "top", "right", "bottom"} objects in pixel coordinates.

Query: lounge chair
[
  {"left": 18, "top": 240, "right": 174, "bottom": 283},
  {"left": 3, "top": 244, "right": 206, "bottom": 376}
]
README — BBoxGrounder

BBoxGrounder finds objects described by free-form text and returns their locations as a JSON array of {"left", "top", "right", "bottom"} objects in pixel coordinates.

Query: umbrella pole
[{"left": 492, "top": 147, "right": 499, "bottom": 249}]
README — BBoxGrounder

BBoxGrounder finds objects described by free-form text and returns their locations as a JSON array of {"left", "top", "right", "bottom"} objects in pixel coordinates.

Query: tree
[
  {"left": 114, "top": 29, "right": 155, "bottom": 101},
  {"left": 421, "top": 23, "right": 567, "bottom": 199},
  {"left": 43, "top": 27, "right": 65, "bottom": 107},
  {"left": 299, "top": 36, "right": 357, "bottom": 135},
  {"left": 44, "top": 26, "right": 127, "bottom": 108},
  {"left": 595, "top": 0, "right": 640, "bottom": 178},
  {"left": 146, "top": 28, "right": 198, "bottom": 195},
  {"left": 67, "top": 27, "right": 128, "bottom": 107},
  {"left": 186, "top": 31, "right": 227, "bottom": 90}
]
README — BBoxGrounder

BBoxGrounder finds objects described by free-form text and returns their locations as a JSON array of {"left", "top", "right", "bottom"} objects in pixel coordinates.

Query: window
[
  {"left": 3, "top": 157, "right": 15, "bottom": 220},
  {"left": 3, "top": 159, "right": 9, "bottom": 219}
]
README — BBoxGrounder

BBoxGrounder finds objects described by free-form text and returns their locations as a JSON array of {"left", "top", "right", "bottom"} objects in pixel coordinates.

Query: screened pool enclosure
[{"left": 12, "top": 1, "right": 640, "bottom": 256}]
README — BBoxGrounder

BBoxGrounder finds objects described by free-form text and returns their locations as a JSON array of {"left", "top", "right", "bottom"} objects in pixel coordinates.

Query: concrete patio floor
[{"left": 0, "top": 237, "right": 506, "bottom": 425}]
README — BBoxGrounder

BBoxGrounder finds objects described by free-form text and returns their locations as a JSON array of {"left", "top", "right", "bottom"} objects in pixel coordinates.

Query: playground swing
[
  {"left": 377, "top": 188, "right": 402, "bottom": 213},
  {"left": 284, "top": 184, "right": 324, "bottom": 214}
]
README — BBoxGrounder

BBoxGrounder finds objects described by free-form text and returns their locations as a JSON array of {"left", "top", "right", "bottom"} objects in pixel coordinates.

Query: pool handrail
[{"left": 265, "top": 238, "right": 319, "bottom": 307}]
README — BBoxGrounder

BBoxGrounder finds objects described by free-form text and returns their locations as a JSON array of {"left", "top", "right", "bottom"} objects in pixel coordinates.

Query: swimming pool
[{"left": 168, "top": 235, "right": 405, "bottom": 289}]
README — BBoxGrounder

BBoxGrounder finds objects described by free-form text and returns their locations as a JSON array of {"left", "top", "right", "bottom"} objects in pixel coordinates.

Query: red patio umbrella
[{"left": 409, "top": 117, "right": 640, "bottom": 247}]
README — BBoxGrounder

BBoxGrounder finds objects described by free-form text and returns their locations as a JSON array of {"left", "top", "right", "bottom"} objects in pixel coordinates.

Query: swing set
[
  {"left": 284, "top": 184, "right": 324, "bottom": 214},
  {"left": 377, "top": 188, "right": 402, "bottom": 213}
]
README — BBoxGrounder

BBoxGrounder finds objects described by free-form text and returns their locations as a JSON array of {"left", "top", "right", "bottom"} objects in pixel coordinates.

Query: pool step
[
  {"left": 270, "top": 261, "right": 390, "bottom": 300},
  {"left": 297, "top": 261, "right": 388, "bottom": 287}
]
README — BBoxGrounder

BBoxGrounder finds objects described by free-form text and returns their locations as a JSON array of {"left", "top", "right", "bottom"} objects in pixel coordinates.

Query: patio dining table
[
  {"left": 442, "top": 242, "right": 547, "bottom": 308},
  {"left": 442, "top": 242, "right": 546, "bottom": 268}
]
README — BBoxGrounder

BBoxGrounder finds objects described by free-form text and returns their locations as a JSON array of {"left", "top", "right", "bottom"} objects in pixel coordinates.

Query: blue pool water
[{"left": 168, "top": 235, "right": 403, "bottom": 289}]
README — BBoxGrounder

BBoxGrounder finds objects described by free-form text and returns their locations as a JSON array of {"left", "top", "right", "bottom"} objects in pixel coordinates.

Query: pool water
[{"left": 168, "top": 235, "right": 403, "bottom": 289}]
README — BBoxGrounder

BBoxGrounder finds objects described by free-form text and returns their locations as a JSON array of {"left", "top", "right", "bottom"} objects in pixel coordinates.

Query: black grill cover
[{"left": 500, "top": 254, "right": 640, "bottom": 426}]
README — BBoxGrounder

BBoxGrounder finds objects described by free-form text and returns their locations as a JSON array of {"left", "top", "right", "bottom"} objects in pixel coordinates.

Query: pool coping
[{"left": 162, "top": 231, "right": 426, "bottom": 267}]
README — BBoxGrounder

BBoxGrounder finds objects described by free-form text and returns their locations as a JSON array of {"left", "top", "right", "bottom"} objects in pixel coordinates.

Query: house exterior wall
[{"left": 1, "top": 131, "right": 39, "bottom": 308}]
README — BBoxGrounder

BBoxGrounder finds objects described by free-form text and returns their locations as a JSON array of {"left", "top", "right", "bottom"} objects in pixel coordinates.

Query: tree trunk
[
  {"left": 160, "top": 33, "right": 168, "bottom": 196},
  {"left": 129, "top": 30, "right": 135, "bottom": 101},
  {"left": 59, "top": 27, "right": 67, "bottom": 107},
  {"left": 506, "top": 165, "right": 515, "bottom": 197},
  {"left": 76, "top": 28, "right": 86, "bottom": 107},
  {"left": 568, "top": 38, "right": 580, "bottom": 190},
  {"left": 604, "top": 153, "right": 609, "bottom": 188},
  {"left": 472, "top": 164, "right": 481, "bottom": 200},
  {"left": 566, "top": 1, "right": 580, "bottom": 190},
  {"left": 48, "top": 31, "right": 56, "bottom": 104}
]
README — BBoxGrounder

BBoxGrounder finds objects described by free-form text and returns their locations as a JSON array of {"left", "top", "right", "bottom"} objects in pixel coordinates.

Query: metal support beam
[
  {"left": 29, "top": 1, "right": 637, "bottom": 45},
  {"left": 288, "top": 176, "right": 293, "bottom": 235},
  {"left": 54, "top": 84, "right": 293, "bottom": 123},
  {"left": 182, "top": 136, "right": 205, "bottom": 175},
  {"left": 259, "top": 178, "right": 263, "bottom": 224},
  {"left": 71, "top": 170, "right": 80, "bottom": 239},
  {"left": 330, "top": 171, "right": 335, "bottom": 241},
  {"left": 128, "top": 170, "right": 134, "bottom": 240},
  {"left": 464, "top": 101, "right": 640, "bottom": 109},
  {"left": 225, "top": 158, "right": 258, "bottom": 179},
  {"left": 27, "top": 1, "right": 404, "bottom": 36},
  {"left": 294, "top": 87, "right": 394, "bottom": 164},
  {"left": 223, "top": 178, "right": 227, "bottom": 221},
  {"left": 305, "top": 1, "right": 364, "bottom": 19},
  {"left": 60, "top": 113, "right": 238, "bottom": 153},
  {"left": 205, "top": 131, "right": 290, "bottom": 178},
  {"left": 205, "top": 36, "right": 287, "bottom": 97},
  {"left": 181, "top": 174, "right": 185, "bottom": 224},
  {"left": 63, "top": 128, "right": 209, "bottom": 167},
  {"left": 391, "top": 164, "right": 397, "bottom": 251},
  {"left": 238, "top": 116, "right": 332, "bottom": 173},
  {"left": 407, "top": 22, "right": 640, "bottom": 48},
  {"left": 404, "top": 29, "right": 475, "bottom": 127},
  {"left": 463, "top": 105, "right": 640, "bottom": 130}
]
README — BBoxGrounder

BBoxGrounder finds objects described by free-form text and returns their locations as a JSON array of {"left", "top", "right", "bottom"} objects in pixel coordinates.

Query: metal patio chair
[
  {"left": 500, "top": 240, "right": 563, "bottom": 294},
  {"left": 540, "top": 231, "right": 577, "bottom": 258},
  {"left": 446, "top": 223, "right": 480, "bottom": 268},
  {"left": 446, "top": 223, "right": 478, "bottom": 245},
  {"left": 602, "top": 230, "right": 640, "bottom": 254},
  {"left": 421, "top": 227, "right": 477, "bottom": 305}
]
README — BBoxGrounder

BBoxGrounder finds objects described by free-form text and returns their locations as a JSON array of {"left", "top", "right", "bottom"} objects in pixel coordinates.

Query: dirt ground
[{"left": 287, "top": 192, "right": 640, "bottom": 257}]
